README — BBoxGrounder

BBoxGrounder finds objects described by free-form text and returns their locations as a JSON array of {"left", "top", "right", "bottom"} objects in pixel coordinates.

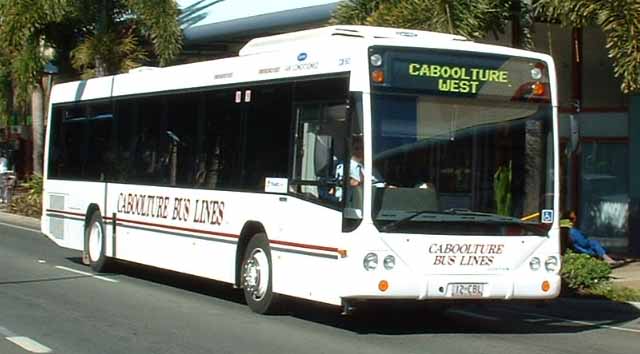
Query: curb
[{"left": 0, "top": 211, "right": 41, "bottom": 231}]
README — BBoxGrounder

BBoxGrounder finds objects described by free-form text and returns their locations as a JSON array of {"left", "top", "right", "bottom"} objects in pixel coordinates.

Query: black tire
[
  {"left": 85, "top": 211, "right": 110, "bottom": 272},
  {"left": 241, "top": 233, "right": 279, "bottom": 314}
]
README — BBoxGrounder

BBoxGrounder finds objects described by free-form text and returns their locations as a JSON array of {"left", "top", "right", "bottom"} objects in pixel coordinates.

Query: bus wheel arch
[
  {"left": 82, "top": 204, "right": 101, "bottom": 265},
  {"left": 235, "top": 221, "right": 265, "bottom": 287},
  {"left": 84, "top": 204, "right": 101, "bottom": 231}
]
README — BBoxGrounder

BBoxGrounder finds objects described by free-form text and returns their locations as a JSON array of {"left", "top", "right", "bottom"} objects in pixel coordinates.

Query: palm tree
[
  {"left": 0, "top": 48, "right": 13, "bottom": 125},
  {"left": 331, "top": 0, "right": 512, "bottom": 42},
  {"left": 70, "top": 0, "right": 183, "bottom": 78},
  {"left": 0, "top": 0, "right": 183, "bottom": 175},
  {"left": 535, "top": 0, "right": 640, "bottom": 93}
]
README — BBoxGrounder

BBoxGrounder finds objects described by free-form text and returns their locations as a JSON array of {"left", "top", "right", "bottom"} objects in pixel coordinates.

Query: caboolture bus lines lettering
[
  {"left": 116, "top": 193, "right": 224, "bottom": 225},
  {"left": 408, "top": 63, "right": 509, "bottom": 93},
  {"left": 429, "top": 243, "right": 505, "bottom": 266}
]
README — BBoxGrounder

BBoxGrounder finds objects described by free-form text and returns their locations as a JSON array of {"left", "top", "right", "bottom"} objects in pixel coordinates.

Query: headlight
[
  {"left": 370, "top": 54, "right": 383, "bottom": 67},
  {"left": 383, "top": 255, "right": 396, "bottom": 270},
  {"left": 529, "top": 257, "right": 541, "bottom": 271},
  {"left": 363, "top": 253, "right": 378, "bottom": 271},
  {"left": 545, "top": 256, "right": 559, "bottom": 272},
  {"left": 531, "top": 67, "right": 543, "bottom": 80}
]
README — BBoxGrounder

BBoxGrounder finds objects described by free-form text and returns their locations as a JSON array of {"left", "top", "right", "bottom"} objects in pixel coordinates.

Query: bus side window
[
  {"left": 84, "top": 103, "right": 113, "bottom": 181},
  {"left": 201, "top": 90, "right": 243, "bottom": 190},
  {"left": 242, "top": 84, "right": 292, "bottom": 192},
  {"left": 50, "top": 102, "right": 113, "bottom": 181}
]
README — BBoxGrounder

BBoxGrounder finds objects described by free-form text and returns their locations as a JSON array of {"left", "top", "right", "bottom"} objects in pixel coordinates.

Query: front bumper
[{"left": 341, "top": 273, "right": 561, "bottom": 301}]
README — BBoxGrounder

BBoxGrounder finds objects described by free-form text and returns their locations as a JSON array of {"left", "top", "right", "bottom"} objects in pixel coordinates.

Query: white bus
[{"left": 42, "top": 26, "right": 560, "bottom": 314}]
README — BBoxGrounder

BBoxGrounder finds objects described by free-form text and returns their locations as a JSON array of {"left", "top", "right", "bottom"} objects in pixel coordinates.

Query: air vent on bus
[{"left": 49, "top": 194, "right": 65, "bottom": 240}]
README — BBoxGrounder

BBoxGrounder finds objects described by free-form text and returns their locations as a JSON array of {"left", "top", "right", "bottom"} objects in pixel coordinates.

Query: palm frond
[
  {"left": 10, "top": 38, "right": 46, "bottom": 106},
  {"left": 125, "top": 0, "right": 182, "bottom": 66},
  {"left": 0, "top": 0, "right": 76, "bottom": 103},
  {"left": 329, "top": 0, "right": 394, "bottom": 25},
  {"left": 536, "top": 0, "right": 640, "bottom": 93},
  {"left": 71, "top": 27, "right": 149, "bottom": 79},
  {"left": 331, "top": 0, "right": 510, "bottom": 40}
]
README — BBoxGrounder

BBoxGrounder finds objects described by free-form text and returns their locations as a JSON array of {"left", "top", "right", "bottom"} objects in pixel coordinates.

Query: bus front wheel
[
  {"left": 85, "top": 211, "right": 110, "bottom": 272},
  {"left": 241, "top": 233, "right": 279, "bottom": 314}
]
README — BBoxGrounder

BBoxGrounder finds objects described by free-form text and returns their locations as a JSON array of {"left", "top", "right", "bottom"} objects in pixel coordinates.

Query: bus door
[{"left": 282, "top": 101, "right": 348, "bottom": 301}]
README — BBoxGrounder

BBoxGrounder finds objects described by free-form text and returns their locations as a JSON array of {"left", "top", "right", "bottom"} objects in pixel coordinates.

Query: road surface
[{"left": 1, "top": 218, "right": 639, "bottom": 354}]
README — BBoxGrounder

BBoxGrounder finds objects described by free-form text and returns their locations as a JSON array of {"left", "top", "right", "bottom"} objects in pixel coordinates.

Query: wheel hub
[
  {"left": 242, "top": 249, "right": 269, "bottom": 301},
  {"left": 88, "top": 221, "right": 103, "bottom": 263}
]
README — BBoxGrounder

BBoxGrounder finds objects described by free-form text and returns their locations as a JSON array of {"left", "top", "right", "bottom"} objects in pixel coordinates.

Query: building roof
[{"left": 182, "top": 3, "right": 339, "bottom": 58}]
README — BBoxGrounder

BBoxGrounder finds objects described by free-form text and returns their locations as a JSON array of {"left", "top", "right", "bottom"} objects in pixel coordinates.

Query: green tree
[
  {"left": 331, "top": 0, "right": 512, "bottom": 42},
  {"left": 0, "top": 0, "right": 183, "bottom": 175},
  {"left": 70, "top": 0, "right": 182, "bottom": 79},
  {"left": 535, "top": 0, "right": 640, "bottom": 93},
  {"left": 0, "top": 48, "right": 13, "bottom": 125}
]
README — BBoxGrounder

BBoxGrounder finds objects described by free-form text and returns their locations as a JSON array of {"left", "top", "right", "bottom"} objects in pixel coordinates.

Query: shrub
[
  {"left": 7, "top": 174, "right": 43, "bottom": 218},
  {"left": 589, "top": 283, "right": 640, "bottom": 302},
  {"left": 561, "top": 250, "right": 611, "bottom": 290}
]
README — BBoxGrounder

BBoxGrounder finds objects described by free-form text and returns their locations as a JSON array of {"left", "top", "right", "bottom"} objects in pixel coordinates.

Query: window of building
[{"left": 579, "top": 141, "right": 629, "bottom": 249}]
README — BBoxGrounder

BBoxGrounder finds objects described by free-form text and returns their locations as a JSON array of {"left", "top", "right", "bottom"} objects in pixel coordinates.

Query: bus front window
[{"left": 371, "top": 94, "right": 554, "bottom": 236}]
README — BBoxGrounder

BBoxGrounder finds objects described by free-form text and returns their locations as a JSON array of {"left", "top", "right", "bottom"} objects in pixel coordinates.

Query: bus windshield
[{"left": 370, "top": 94, "right": 554, "bottom": 236}]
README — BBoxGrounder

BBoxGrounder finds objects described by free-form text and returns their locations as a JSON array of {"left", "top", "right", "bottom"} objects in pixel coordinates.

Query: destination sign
[
  {"left": 407, "top": 63, "right": 509, "bottom": 94},
  {"left": 373, "top": 48, "right": 549, "bottom": 101}
]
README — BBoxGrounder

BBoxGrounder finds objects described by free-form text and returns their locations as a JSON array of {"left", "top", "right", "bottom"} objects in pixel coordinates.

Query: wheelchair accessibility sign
[{"left": 541, "top": 209, "right": 554, "bottom": 224}]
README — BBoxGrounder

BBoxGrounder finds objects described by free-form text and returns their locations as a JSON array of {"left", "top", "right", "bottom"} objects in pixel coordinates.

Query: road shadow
[
  {"left": 278, "top": 298, "right": 640, "bottom": 335},
  {"left": 66, "top": 257, "right": 246, "bottom": 306},
  {"left": 66, "top": 256, "right": 85, "bottom": 266},
  {"left": 65, "top": 257, "right": 640, "bottom": 335},
  {"left": 288, "top": 299, "right": 640, "bottom": 335}
]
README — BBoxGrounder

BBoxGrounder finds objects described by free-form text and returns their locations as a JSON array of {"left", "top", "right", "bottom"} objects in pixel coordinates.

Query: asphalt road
[{"left": 1, "top": 219, "right": 639, "bottom": 354}]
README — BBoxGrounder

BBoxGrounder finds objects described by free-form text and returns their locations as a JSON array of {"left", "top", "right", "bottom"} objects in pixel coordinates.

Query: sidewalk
[
  {"left": 0, "top": 209, "right": 41, "bottom": 230},
  {"left": 611, "top": 260, "right": 640, "bottom": 290}
]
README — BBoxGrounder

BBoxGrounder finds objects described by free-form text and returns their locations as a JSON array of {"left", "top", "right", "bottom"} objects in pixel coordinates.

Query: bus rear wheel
[
  {"left": 85, "top": 211, "right": 111, "bottom": 272},
  {"left": 241, "top": 233, "right": 279, "bottom": 314}
]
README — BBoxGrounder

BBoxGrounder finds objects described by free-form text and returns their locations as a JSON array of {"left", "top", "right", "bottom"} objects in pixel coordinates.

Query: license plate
[{"left": 448, "top": 283, "right": 485, "bottom": 297}]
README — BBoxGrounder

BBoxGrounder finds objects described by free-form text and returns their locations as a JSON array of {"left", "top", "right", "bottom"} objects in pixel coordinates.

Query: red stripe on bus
[
  {"left": 46, "top": 208, "right": 341, "bottom": 255},
  {"left": 46, "top": 209, "right": 85, "bottom": 217},
  {"left": 47, "top": 208, "right": 238, "bottom": 240},
  {"left": 269, "top": 239, "right": 340, "bottom": 253},
  {"left": 112, "top": 217, "right": 240, "bottom": 240}
]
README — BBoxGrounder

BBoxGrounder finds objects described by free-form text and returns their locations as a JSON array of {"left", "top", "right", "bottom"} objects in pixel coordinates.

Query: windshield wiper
[
  {"left": 379, "top": 208, "right": 530, "bottom": 232},
  {"left": 442, "top": 208, "right": 529, "bottom": 224},
  {"left": 380, "top": 210, "right": 447, "bottom": 232}
]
